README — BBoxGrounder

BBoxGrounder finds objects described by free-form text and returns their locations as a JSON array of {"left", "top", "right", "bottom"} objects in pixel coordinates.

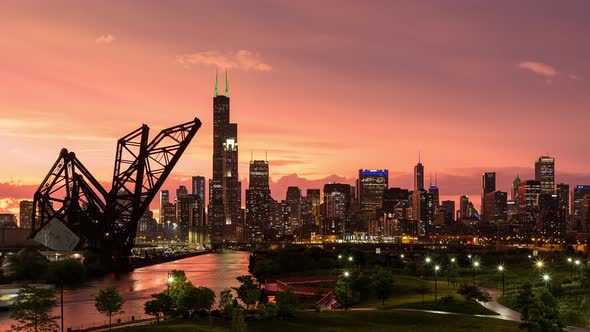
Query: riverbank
[{"left": 132, "top": 249, "right": 212, "bottom": 269}]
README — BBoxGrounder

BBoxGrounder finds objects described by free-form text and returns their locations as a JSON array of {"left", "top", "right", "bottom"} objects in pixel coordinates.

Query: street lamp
[
  {"left": 400, "top": 254, "right": 405, "bottom": 259},
  {"left": 343, "top": 271, "right": 350, "bottom": 308},
  {"left": 472, "top": 260, "right": 480, "bottom": 286},
  {"left": 167, "top": 271, "right": 174, "bottom": 295},
  {"left": 448, "top": 257, "right": 456, "bottom": 287},
  {"left": 348, "top": 256, "right": 354, "bottom": 262},
  {"left": 434, "top": 265, "right": 440, "bottom": 301},
  {"left": 542, "top": 273, "right": 551, "bottom": 289},
  {"left": 534, "top": 259, "right": 544, "bottom": 270},
  {"left": 567, "top": 258, "right": 573, "bottom": 280},
  {"left": 497, "top": 265, "right": 505, "bottom": 296},
  {"left": 424, "top": 256, "right": 432, "bottom": 279},
  {"left": 574, "top": 259, "right": 581, "bottom": 280}
]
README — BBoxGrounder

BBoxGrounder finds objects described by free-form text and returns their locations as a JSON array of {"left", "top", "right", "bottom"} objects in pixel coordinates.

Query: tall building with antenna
[
  {"left": 414, "top": 153, "right": 424, "bottom": 191},
  {"left": 209, "top": 71, "right": 242, "bottom": 246}
]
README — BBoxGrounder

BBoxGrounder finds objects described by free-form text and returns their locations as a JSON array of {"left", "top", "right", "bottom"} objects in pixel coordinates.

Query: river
[{"left": 0, "top": 251, "right": 251, "bottom": 331}]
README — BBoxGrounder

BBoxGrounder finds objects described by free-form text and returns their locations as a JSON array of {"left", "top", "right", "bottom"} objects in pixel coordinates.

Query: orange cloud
[
  {"left": 95, "top": 34, "right": 115, "bottom": 44},
  {"left": 176, "top": 50, "right": 272, "bottom": 71},
  {"left": 518, "top": 61, "right": 557, "bottom": 79}
]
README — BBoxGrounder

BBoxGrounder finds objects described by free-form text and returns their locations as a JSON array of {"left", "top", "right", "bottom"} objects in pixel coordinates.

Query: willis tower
[{"left": 209, "top": 71, "right": 242, "bottom": 247}]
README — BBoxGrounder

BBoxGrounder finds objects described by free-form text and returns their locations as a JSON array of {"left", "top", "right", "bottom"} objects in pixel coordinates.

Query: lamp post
[
  {"left": 497, "top": 265, "right": 505, "bottom": 296},
  {"left": 167, "top": 271, "right": 174, "bottom": 295},
  {"left": 472, "top": 260, "right": 480, "bottom": 286},
  {"left": 448, "top": 257, "right": 456, "bottom": 287},
  {"left": 567, "top": 258, "right": 573, "bottom": 280},
  {"left": 425, "top": 256, "right": 432, "bottom": 279},
  {"left": 542, "top": 273, "right": 551, "bottom": 289},
  {"left": 434, "top": 265, "right": 440, "bottom": 301},
  {"left": 60, "top": 279, "right": 64, "bottom": 332},
  {"left": 574, "top": 259, "right": 581, "bottom": 280},
  {"left": 343, "top": 271, "right": 350, "bottom": 308},
  {"left": 535, "top": 259, "right": 544, "bottom": 271}
]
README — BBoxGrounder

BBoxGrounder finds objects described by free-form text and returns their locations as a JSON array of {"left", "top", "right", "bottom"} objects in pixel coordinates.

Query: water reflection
[{"left": 0, "top": 251, "right": 250, "bottom": 331}]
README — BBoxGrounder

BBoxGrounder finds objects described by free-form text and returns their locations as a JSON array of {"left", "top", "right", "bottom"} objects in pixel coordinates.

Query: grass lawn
[
  {"left": 354, "top": 275, "right": 497, "bottom": 315},
  {"left": 115, "top": 311, "right": 520, "bottom": 332}
]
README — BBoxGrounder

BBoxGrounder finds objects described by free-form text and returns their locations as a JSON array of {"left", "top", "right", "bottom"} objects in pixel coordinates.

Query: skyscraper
[
  {"left": 286, "top": 186, "right": 302, "bottom": 235},
  {"left": 19, "top": 200, "right": 34, "bottom": 229},
  {"left": 441, "top": 200, "right": 455, "bottom": 224},
  {"left": 209, "top": 72, "right": 242, "bottom": 246},
  {"left": 323, "top": 183, "right": 352, "bottom": 235},
  {"left": 357, "top": 169, "right": 388, "bottom": 219},
  {"left": 245, "top": 160, "right": 271, "bottom": 243},
  {"left": 414, "top": 156, "right": 424, "bottom": 191},
  {"left": 192, "top": 176, "right": 206, "bottom": 202},
  {"left": 535, "top": 156, "right": 555, "bottom": 194},
  {"left": 306, "top": 189, "right": 321, "bottom": 226},
  {"left": 512, "top": 174, "right": 522, "bottom": 201},
  {"left": 556, "top": 183, "right": 569, "bottom": 230},
  {"left": 572, "top": 185, "right": 590, "bottom": 232},
  {"left": 481, "top": 172, "right": 496, "bottom": 221},
  {"left": 537, "top": 193, "right": 563, "bottom": 243},
  {"left": 484, "top": 191, "right": 507, "bottom": 224},
  {"left": 517, "top": 180, "right": 541, "bottom": 239}
]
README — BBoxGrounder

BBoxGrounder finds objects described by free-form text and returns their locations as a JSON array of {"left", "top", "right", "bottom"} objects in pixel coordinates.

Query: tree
[
  {"left": 479, "top": 290, "right": 492, "bottom": 307},
  {"left": 95, "top": 287, "right": 125, "bottom": 330},
  {"left": 275, "top": 287, "right": 298, "bottom": 318},
  {"left": 371, "top": 268, "right": 395, "bottom": 305},
  {"left": 581, "top": 267, "right": 590, "bottom": 289},
  {"left": 233, "top": 275, "right": 260, "bottom": 310},
  {"left": 457, "top": 284, "right": 488, "bottom": 302},
  {"left": 231, "top": 308, "right": 247, "bottom": 332},
  {"left": 520, "top": 291, "right": 563, "bottom": 332},
  {"left": 334, "top": 280, "right": 351, "bottom": 309},
  {"left": 10, "top": 286, "right": 59, "bottom": 332},
  {"left": 144, "top": 292, "right": 175, "bottom": 323},
  {"left": 8, "top": 250, "right": 50, "bottom": 282},
  {"left": 415, "top": 285, "right": 430, "bottom": 305},
  {"left": 178, "top": 286, "right": 216, "bottom": 317},
  {"left": 218, "top": 288, "right": 235, "bottom": 317},
  {"left": 168, "top": 270, "right": 193, "bottom": 300},
  {"left": 516, "top": 283, "right": 536, "bottom": 322}
]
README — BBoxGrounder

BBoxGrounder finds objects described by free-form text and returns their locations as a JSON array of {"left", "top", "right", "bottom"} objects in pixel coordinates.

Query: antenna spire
[
  {"left": 224, "top": 70, "right": 229, "bottom": 97},
  {"left": 214, "top": 69, "right": 218, "bottom": 97},
  {"left": 419, "top": 151, "right": 421, "bottom": 164},
  {"left": 435, "top": 171, "right": 438, "bottom": 186}
]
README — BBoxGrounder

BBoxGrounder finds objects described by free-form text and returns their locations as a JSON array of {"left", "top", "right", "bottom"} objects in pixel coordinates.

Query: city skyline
[{"left": 2, "top": 0, "right": 590, "bottom": 217}]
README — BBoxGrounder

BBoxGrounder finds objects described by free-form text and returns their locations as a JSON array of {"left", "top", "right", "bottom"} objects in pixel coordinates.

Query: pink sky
[{"left": 1, "top": 1, "right": 590, "bottom": 220}]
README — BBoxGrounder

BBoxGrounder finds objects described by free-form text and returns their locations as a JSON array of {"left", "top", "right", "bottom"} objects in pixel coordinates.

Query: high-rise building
[
  {"left": 245, "top": 160, "right": 271, "bottom": 243},
  {"left": 209, "top": 72, "right": 242, "bottom": 246},
  {"left": 286, "top": 187, "right": 302, "bottom": 235},
  {"left": 512, "top": 174, "right": 522, "bottom": 201},
  {"left": 175, "top": 186, "right": 192, "bottom": 242},
  {"left": 176, "top": 185, "right": 188, "bottom": 199},
  {"left": 537, "top": 193, "right": 564, "bottom": 243},
  {"left": 412, "top": 190, "right": 434, "bottom": 235},
  {"left": 382, "top": 188, "right": 410, "bottom": 218},
  {"left": 192, "top": 176, "right": 206, "bottom": 202},
  {"left": 159, "top": 190, "right": 170, "bottom": 223},
  {"left": 556, "top": 183, "right": 570, "bottom": 230},
  {"left": 441, "top": 200, "right": 455, "bottom": 224},
  {"left": 323, "top": 183, "right": 352, "bottom": 235},
  {"left": 484, "top": 191, "right": 507, "bottom": 224},
  {"left": 0, "top": 214, "right": 18, "bottom": 228},
  {"left": 517, "top": 180, "right": 541, "bottom": 239},
  {"left": 357, "top": 169, "right": 388, "bottom": 219},
  {"left": 572, "top": 185, "right": 590, "bottom": 232},
  {"left": 414, "top": 158, "right": 424, "bottom": 191},
  {"left": 428, "top": 185, "right": 439, "bottom": 208},
  {"left": 19, "top": 200, "right": 34, "bottom": 229},
  {"left": 535, "top": 156, "right": 555, "bottom": 194},
  {"left": 481, "top": 172, "right": 496, "bottom": 220},
  {"left": 307, "top": 189, "right": 321, "bottom": 226}
]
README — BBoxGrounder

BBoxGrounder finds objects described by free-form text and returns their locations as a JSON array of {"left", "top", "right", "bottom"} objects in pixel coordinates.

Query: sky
[{"left": 1, "top": 0, "right": 590, "bottom": 221}]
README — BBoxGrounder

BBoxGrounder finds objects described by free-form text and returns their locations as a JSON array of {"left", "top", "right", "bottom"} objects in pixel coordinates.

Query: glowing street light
[
  {"left": 348, "top": 256, "right": 354, "bottom": 262},
  {"left": 534, "top": 260, "right": 544, "bottom": 270},
  {"left": 567, "top": 258, "right": 574, "bottom": 280},
  {"left": 167, "top": 271, "right": 174, "bottom": 295},
  {"left": 472, "top": 260, "right": 480, "bottom": 286},
  {"left": 542, "top": 273, "right": 551, "bottom": 288},
  {"left": 343, "top": 271, "right": 350, "bottom": 308},
  {"left": 425, "top": 257, "right": 432, "bottom": 264},
  {"left": 497, "top": 265, "right": 505, "bottom": 296},
  {"left": 450, "top": 257, "right": 456, "bottom": 263},
  {"left": 575, "top": 259, "right": 582, "bottom": 279},
  {"left": 338, "top": 254, "right": 342, "bottom": 260},
  {"left": 434, "top": 265, "right": 441, "bottom": 301},
  {"left": 400, "top": 254, "right": 405, "bottom": 259}
]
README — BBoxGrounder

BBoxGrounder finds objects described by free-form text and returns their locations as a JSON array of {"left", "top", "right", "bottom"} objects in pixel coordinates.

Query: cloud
[
  {"left": 176, "top": 50, "right": 272, "bottom": 71},
  {"left": 95, "top": 34, "right": 115, "bottom": 44},
  {"left": 518, "top": 61, "right": 558, "bottom": 82}
]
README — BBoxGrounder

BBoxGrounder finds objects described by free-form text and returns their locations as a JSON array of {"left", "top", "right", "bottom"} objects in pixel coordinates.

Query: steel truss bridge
[{"left": 30, "top": 118, "right": 201, "bottom": 271}]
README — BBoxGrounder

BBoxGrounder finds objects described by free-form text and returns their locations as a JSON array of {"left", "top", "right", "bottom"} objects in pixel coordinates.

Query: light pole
[
  {"left": 472, "top": 260, "right": 480, "bottom": 286},
  {"left": 425, "top": 256, "right": 432, "bottom": 279},
  {"left": 60, "top": 279, "right": 64, "bottom": 332},
  {"left": 542, "top": 273, "right": 551, "bottom": 289},
  {"left": 167, "top": 271, "right": 174, "bottom": 295},
  {"left": 497, "top": 265, "right": 505, "bottom": 296},
  {"left": 434, "top": 265, "right": 440, "bottom": 301},
  {"left": 448, "top": 257, "right": 456, "bottom": 287},
  {"left": 534, "top": 259, "right": 544, "bottom": 271},
  {"left": 343, "top": 271, "right": 350, "bottom": 308},
  {"left": 574, "top": 259, "right": 581, "bottom": 280},
  {"left": 567, "top": 258, "right": 573, "bottom": 280}
]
